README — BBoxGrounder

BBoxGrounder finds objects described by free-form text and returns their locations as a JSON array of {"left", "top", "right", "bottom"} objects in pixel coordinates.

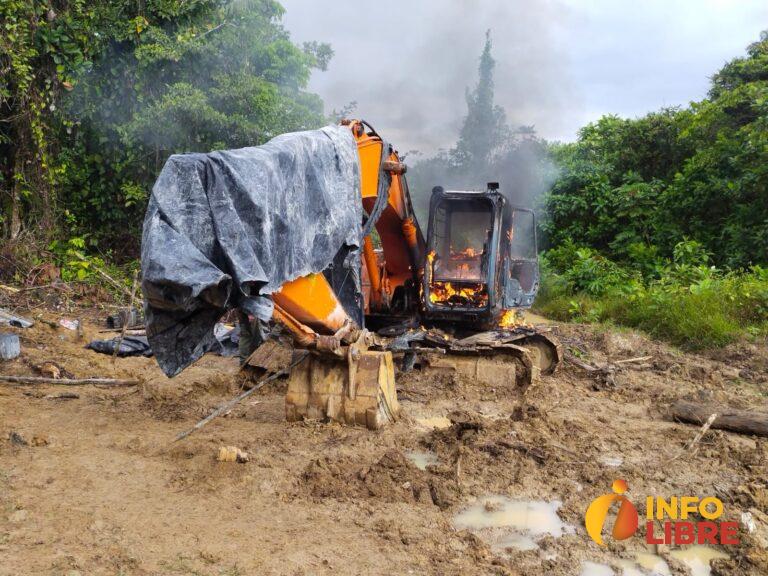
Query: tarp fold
[{"left": 141, "top": 126, "right": 362, "bottom": 376}]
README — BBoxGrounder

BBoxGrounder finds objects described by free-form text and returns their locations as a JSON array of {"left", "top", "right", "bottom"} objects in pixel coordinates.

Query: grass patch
[{"left": 536, "top": 242, "right": 768, "bottom": 350}]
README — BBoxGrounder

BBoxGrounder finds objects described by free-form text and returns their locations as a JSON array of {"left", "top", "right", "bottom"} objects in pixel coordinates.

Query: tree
[
  {"left": 544, "top": 30, "right": 768, "bottom": 268},
  {"left": 452, "top": 30, "right": 510, "bottom": 172},
  {"left": 409, "top": 30, "right": 550, "bottom": 217},
  {"left": 1, "top": 0, "right": 332, "bottom": 259},
  {"left": 59, "top": 0, "right": 332, "bottom": 255},
  {"left": 0, "top": 0, "right": 120, "bottom": 239}
]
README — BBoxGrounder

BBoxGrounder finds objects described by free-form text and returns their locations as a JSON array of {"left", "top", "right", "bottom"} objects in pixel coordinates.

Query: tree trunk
[
  {"left": 9, "top": 131, "right": 24, "bottom": 239},
  {"left": 671, "top": 399, "right": 768, "bottom": 437}
]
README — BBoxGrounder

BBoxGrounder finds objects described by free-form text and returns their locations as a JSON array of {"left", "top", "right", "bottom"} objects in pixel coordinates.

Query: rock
[
  {"left": 9, "top": 509, "right": 28, "bottom": 523},
  {"left": 0, "top": 333, "right": 20, "bottom": 360},
  {"left": 58, "top": 318, "right": 80, "bottom": 331},
  {"left": 8, "top": 431, "right": 26, "bottom": 446},
  {"left": 31, "top": 435, "right": 48, "bottom": 447},
  {"left": 217, "top": 446, "right": 249, "bottom": 463},
  {"left": 601, "top": 331, "right": 644, "bottom": 357}
]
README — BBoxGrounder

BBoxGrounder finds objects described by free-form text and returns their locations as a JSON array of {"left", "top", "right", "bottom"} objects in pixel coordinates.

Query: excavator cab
[{"left": 423, "top": 183, "right": 539, "bottom": 328}]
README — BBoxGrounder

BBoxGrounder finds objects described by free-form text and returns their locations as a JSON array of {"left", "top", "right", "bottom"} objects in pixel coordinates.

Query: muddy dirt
[{"left": 1, "top": 306, "right": 767, "bottom": 575}]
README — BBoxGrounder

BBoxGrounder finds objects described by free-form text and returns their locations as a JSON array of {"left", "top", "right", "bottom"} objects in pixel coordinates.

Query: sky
[{"left": 279, "top": 0, "right": 768, "bottom": 155}]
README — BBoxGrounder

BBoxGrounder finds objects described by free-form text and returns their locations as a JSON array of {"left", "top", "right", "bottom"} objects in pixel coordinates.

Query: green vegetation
[
  {"left": 1, "top": 4, "right": 765, "bottom": 349},
  {"left": 544, "top": 31, "right": 768, "bottom": 269},
  {"left": 536, "top": 240, "right": 768, "bottom": 349},
  {"left": 1, "top": 0, "right": 330, "bottom": 261},
  {"left": 537, "top": 31, "right": 768, "bottom": 348}
]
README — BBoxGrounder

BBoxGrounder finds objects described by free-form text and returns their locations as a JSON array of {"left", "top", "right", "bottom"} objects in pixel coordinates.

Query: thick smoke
[{"left": 280, "top": 0, "right": 575, "bottom": 155}]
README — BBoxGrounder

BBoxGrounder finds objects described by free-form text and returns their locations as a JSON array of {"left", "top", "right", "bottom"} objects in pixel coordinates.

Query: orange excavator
[{"left": 250, "top": 120, "right": 560, "bottom": 429}]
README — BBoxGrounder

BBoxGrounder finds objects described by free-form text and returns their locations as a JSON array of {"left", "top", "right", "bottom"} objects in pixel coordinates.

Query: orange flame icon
[{"left": 585, "top": 479, "right": 639, "bottom": 546}]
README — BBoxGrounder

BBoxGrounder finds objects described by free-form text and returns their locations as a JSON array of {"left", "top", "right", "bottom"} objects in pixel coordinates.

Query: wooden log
[
  {"left": 0, "top": 375, "right": 139, "bottom": 387},
  {"left": 671, "top": 399, "right": 768, "bottom": 437}
]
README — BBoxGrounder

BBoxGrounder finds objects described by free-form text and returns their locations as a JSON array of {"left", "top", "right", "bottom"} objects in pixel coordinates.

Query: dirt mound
[{"left": 300, "top": 448, "right": 457, "bottom": 507}]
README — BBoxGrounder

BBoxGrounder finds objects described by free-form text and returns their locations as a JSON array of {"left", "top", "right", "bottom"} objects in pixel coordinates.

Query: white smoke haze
[
  {"left": 280, "top": 0, "right": 768, "bottom": 155},
  {"left": 281, "top": 0, "right": 575, "bottom": 155}
]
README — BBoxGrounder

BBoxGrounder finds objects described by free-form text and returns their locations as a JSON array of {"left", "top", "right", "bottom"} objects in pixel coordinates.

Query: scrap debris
[
  {"left": 217, "top": 446, "right": 249, "bottom": 463},
  {"left": 87, "top": 335, "right": 153, "bottom": 357},
  {"left": 0, "top": 308, "right": 34, "bottom": 328},
  {"left": 0, "top": 333, "right": 20, "bottom": 360},
  {"left": 106, "top": 306, "right": 144, "bottom": 330},
  {"left": 0, "top": 375, "right": 139, "bottom": 387}
]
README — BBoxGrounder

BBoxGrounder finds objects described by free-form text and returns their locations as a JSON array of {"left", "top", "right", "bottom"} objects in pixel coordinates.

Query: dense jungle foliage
[
  {"left": 408, "top": 29, "right": 768, "bottom": 347},
  {"left": 1, "top": 0, "right": 330, "bottom": 257},
  {"left": 535, "top": 31, "right": 768, "bottom": 347},
  {"left": 1, "top": 2, "right": 766, "bottom": 347}
]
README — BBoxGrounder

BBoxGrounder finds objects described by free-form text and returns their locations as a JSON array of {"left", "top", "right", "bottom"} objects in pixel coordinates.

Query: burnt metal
[{"left": 422, "top": 184, "right": 540, "bottom": 329}]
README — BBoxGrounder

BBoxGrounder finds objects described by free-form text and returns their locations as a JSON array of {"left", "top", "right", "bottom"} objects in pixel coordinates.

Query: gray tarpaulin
[{"left": 141, "top": 125, "right": 363, "bottom": 377}]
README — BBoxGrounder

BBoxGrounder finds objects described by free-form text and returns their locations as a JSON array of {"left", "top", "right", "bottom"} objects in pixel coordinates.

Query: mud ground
[{"left": 1, "top": 305, "right": 767, "bottom": 575}]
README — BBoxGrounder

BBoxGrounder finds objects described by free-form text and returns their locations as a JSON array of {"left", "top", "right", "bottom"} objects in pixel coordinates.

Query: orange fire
[
  {"left": 450, "top": 246, "right": 478, "bottom": 259},
  {"left": 429, "top": 281, "right": 488, "bottom": 307},
  {"left": 498, "top": 309, "right": 528, "bottom": 329}
]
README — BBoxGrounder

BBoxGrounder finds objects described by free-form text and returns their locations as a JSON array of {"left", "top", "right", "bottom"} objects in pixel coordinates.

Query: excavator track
[{"left": 384, "top": 325, "right": 562, "bottom": 394}]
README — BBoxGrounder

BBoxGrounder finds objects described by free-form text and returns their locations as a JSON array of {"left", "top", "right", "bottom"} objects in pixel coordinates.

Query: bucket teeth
[{"left": 285, "top": 350, "right": 399, "bottom": 430}]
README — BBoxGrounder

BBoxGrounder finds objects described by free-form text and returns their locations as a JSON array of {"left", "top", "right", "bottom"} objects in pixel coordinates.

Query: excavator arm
[
  {"left": 261, "top": 120, "right": 425, "bottom": 429},
  {"left": 269, "top": 119, "right": 425, "bottom": 350}
]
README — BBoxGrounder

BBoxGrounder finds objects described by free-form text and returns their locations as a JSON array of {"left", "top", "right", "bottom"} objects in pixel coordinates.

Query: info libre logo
[{"left": 585, "top": 480, "right": 740, "bottom": 547}]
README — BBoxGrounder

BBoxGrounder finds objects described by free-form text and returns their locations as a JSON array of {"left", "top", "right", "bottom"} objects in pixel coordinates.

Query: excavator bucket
[{"left": 285, "top": 350, "right": 400, "bottom": 430}]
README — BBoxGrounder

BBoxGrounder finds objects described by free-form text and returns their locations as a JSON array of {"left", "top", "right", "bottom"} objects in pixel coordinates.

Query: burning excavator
[{"left": 141, "top": 119, "right": 560, "bottom": 430}]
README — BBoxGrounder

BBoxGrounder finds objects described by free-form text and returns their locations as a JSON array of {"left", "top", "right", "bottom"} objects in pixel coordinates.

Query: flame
[
  {"left": 498, "top": 309, "right": 530, "bottom": 329},
  {"left": 499, "top": 309, "right": 517, "bottom": 328},
  {"left": 450, "top": 247, "right": 477, "bottom": 259},
  {"left": 429, "top": 281, "right": 488, "bottom": 307}
]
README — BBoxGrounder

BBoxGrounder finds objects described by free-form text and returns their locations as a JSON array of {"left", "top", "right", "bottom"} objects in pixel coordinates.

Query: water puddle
[
  {"left": 496, "top": 532, "right": 538, "bottom": 551},
  {"left": 599, "top": 454, "right": 624, "bottom": 468},
  {"left": 453, "top": 496, "right": 572, "bottom": 553},
  {"left": 406, "top": 450, "right": 439, "bottom": 470},
  {"left": 588, "top": 547, "right": 725, "bottom": 576},
  {"left": 617, "top": 552, "right": 671, "bottom": 575},
  {"left": 669, "top": 546, "right": 728, "bottom": 576},
  {"left": 581, "top": 561, "right": 614, "bottom": 576},
  {"left": 635, "top": 552, "right": 671, "bottom": 575},
  {"left": 616, "top": 560, "right": 645, "bottom": 576},
  {"left": 415, "top": 416, "right": 452, "bottom": 430}
]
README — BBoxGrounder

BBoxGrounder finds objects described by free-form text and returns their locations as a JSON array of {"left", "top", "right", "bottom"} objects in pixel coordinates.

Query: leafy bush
[
  {"left": 536, "top": 242, "right": 768, "bottom": 349},
  {"left": 543, "top": 31, "right": 768, "bottom": 269}
]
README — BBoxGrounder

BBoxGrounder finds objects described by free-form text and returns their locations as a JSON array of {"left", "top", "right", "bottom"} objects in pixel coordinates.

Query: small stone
[
  {"left": 217, "top": 446, "right": 249, "bottom": 463},
  {"left": 9, "top": 509, "right": 28, "bottom": 523},
  {"left": 8, "top": 431, "right": 26, "bottom": 446},
  {"left": 31, "top": 435, "right": 48, "bottom": 447}
]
